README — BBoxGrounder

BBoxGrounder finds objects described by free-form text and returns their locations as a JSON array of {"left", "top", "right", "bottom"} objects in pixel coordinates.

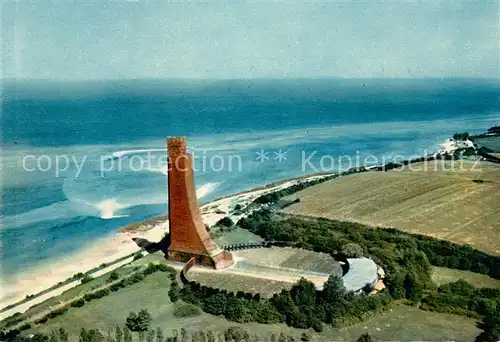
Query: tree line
[{"left": 238, "top": 210, "right": 500, "bottom": 280}]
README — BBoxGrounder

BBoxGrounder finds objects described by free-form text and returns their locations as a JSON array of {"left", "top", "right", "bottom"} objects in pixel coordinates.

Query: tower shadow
[{"left": 131, "top": 237, "right": 162, "bottom": 254}]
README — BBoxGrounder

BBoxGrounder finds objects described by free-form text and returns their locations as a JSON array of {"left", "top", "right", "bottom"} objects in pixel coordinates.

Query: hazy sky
[{"left": 3, "top": 1, "right": 499, "bottom": 79}]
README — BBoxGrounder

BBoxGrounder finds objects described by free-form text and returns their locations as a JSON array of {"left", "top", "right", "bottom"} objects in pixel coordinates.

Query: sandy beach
[{"left": 0, "top": 174, "right": 330, "bottom": 316}]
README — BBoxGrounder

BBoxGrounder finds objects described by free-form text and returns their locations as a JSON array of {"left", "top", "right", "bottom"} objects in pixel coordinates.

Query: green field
[
  {"left": 212, "top": 227, "right": 264, "bottom": 246},
  {"left": 474, "top": 136, "right": 500, "bottom": 152},
  {"left": 432, "top": 266, "right": 500, "bottom": 288},
  {"left": 25, "top": 270, "right": 480, "bottom": 342},
  {"left": 284, "top": 160, "right": 500, "bottom": 255},
  {"left": 318, "top": 305, "right": 480, "bottom": 341},
  {"left": 0, "top": 253, "right": 171, "bottom": 331}
]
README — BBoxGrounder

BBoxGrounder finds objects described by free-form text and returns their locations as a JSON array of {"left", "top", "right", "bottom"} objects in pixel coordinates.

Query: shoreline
[
  {"left": 0, "top": 172, "right": 333, "bottom": 314},
  {"left": 3, "top": 130, "right": 491, "bottom": 315}
]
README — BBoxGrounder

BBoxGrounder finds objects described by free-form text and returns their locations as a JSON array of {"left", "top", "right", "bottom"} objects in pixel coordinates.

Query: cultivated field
[
  {"left": 432, "top": 266, "right": 500, "bottom": 289},
  {"left": 474, "top": 136, "right": 500, "bottom": 152},
  {"left": 283, "top": 160, "right": 500, "bottom": 254}
]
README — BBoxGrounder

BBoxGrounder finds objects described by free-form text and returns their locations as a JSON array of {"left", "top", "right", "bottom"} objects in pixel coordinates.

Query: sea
[{"left": 1, "top": 78, "right": 499, "bottom": 279}]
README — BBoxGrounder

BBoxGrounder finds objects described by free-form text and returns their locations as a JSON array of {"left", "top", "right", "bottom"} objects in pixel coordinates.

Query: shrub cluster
[
  {"left": 420, "top": 280, "right": 500, "bottom": 318},
  {"left": 172, "top": 303, "right": 201, "bottom": 317},
  {"left": 216, "top": 216, "right": 234, "bottom": 227}
]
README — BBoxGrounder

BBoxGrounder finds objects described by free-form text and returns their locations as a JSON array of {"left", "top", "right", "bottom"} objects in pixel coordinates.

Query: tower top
[{"left": 167, "top": 137, "right": 187, "bottom": 156}]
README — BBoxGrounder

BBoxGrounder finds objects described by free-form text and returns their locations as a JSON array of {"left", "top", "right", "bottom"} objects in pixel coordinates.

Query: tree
[
  {"left": 108, "top": 271, "right": 119, "bottom": 282},
  {"left": 180, "top": 328, "right": 188, "bottom": 342},
  {"left": 206, "top": 330, "right": 216, "bottom": 342},
  {"left": 80, "top": 329, "right": 87, "bottom": 342},
  {"left": 341, "top": 243, "right": 364, "bottom": 258},
  {"left": 146, "top": 330, "right": 155, "bottom": 342},
  {"left": 106, "top": 329, "right": 115, "bottom": 342},
  {"left": 115, "top": 326, "right": 123, "bottom": 342},
  {"left": 452, "top": 132, "right": 470, "bottom": 141},
  {"left": 49, "top": 330, "right": 60, "bottom": 342},
  {"left": 300, "top": 332, "right": 311, "bottom": 342},
  {"left": 123, "top": 328, "right": 132, "bottom": 342},
  {"left": 156, "top": 327, "right": 164, "bottom": 342},
  {"left": 290, "top": 278, "right": 317, "bottom": 308},
  {"left": 224, "top": 327, "right": 246, "bottom": 342},
  {"left": 357, "top": 333, "right": 374, "bottom": 342},
  {"left": 321, "top": 275, "right": 346, "bottom": 302},
  {"left": 487, "top": 126, "right": 500, "bottom": 134},
  {"left": 126, "top": 309, "right": 152, "bottom": 332},
  {"left": 81, "top": 274, "right": 94, "bottom": 284},
  {"left": 476, "top": 310, "right": 500, "bottom": 342},
  {"left": 59, "top": 328, "right": 69, "bottom": 342},
  {"left": 216, "top": 216, "right": 234, "bottom": 227},
  {"left": 126, "top": 312, "right": 139, "bottom": 331},
  {"left": 137, "top": 309, "right": 153, "bottom": 332},
  {"left": 31, "top": 333, "right": 50, "bottom": 342},
  {"left": 203, "top": 293, "right": 227, "bottom": 315},
  {"left": 88, "top": 330, "right": 105, "bottom": 342},
  {"left": 404, "top": 273, "right": 424, "bottom": 303}
]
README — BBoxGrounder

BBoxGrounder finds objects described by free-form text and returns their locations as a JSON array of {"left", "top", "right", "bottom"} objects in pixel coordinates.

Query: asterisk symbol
[
  {"left": 256, "top": 149, "right": 269, "bottom": 162},
  {"left": 274, "top": 149, "right": 288, "bottom": 163}
]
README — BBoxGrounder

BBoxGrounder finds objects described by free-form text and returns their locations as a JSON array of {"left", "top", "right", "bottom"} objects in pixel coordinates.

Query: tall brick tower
[{"left": 166, "top": 137, "right": 233, "bottom": 269}]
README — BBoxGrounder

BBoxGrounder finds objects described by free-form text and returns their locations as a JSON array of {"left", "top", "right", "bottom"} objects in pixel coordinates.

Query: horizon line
[{"left": 3, "top": 76, "right": 500, "bottom": 83}]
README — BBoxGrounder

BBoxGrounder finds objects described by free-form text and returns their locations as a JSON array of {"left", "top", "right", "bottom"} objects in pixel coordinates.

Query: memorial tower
[{"left": 166, "top": 137, "right": 233, "bottom": 269}]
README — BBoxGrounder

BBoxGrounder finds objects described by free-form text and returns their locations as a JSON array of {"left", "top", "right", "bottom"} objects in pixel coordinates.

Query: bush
[
  {"left": 80, "top": 274, "right": 94, "bottom": 284},
  {"left": 453, "top": 132, "right": 470, "bottom": 141},
  {"left": 341, "top": 243, "right": 364, "bottom": 258},
  {"left": 357, "top": 333, "right": 374, "bottom": 342},
  {"left": 46, "top": 307, "right": 68, "bottom": 319},
  {"left": 70, "top": 298, "right": 85, "bottom": 308},
  {"left": 216, "top": 216, "right": 234, "bottom": 227},
  {"left": 173, "top": 303, "right": 202, "bottom": 317},
  {"left": 108, "top": 270, "right": 119, "bottom": 282},
  {"left": 72, "top": 272, "right": 84, "bottom": 280},
  {"left": 133, "top": 252, "right": 144, "bottom": 261}
]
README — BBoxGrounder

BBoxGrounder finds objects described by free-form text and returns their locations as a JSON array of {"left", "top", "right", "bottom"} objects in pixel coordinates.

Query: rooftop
[{"left": 342, "top": 257, "right": 379, "bottom": 292}]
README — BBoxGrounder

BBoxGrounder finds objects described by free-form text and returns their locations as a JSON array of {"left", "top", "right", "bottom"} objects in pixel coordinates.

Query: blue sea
[{"left": 1, "top": 78, "right": 499, "bottom": 278}]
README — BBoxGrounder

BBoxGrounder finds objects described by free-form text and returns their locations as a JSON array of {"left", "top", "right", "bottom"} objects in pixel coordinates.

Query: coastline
[
  {"left": 2, "top": 130, "right": 489, "bottom": 315},
  {"left": 0, "top": 172, "right": 332, "bottom": 314}
]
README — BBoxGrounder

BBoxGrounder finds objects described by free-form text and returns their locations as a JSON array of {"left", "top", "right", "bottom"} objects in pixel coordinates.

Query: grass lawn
[
  {"left": 212, "top": 227, "right": 263, "bottom": 246},
  {"left": 0, "top": 253, "right": 170, "bottom": 330},
  {"left": 283, "top": 160, "right": 500, "bottom": 255},
  {"left": 432, "top": 266, "right": 500, "bottom": 288},
  {"left": 318, "top": 305, "right": 480, "bottom": 341}
]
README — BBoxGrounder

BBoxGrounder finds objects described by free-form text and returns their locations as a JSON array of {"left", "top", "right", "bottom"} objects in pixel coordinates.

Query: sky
[{"left": 2, "top": 1, "right": 499, "bottom": 80}]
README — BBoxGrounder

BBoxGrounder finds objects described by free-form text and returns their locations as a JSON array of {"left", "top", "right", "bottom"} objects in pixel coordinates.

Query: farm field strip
[{"left": 283, "top": 161, "right": 500, "bottom": 254}]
